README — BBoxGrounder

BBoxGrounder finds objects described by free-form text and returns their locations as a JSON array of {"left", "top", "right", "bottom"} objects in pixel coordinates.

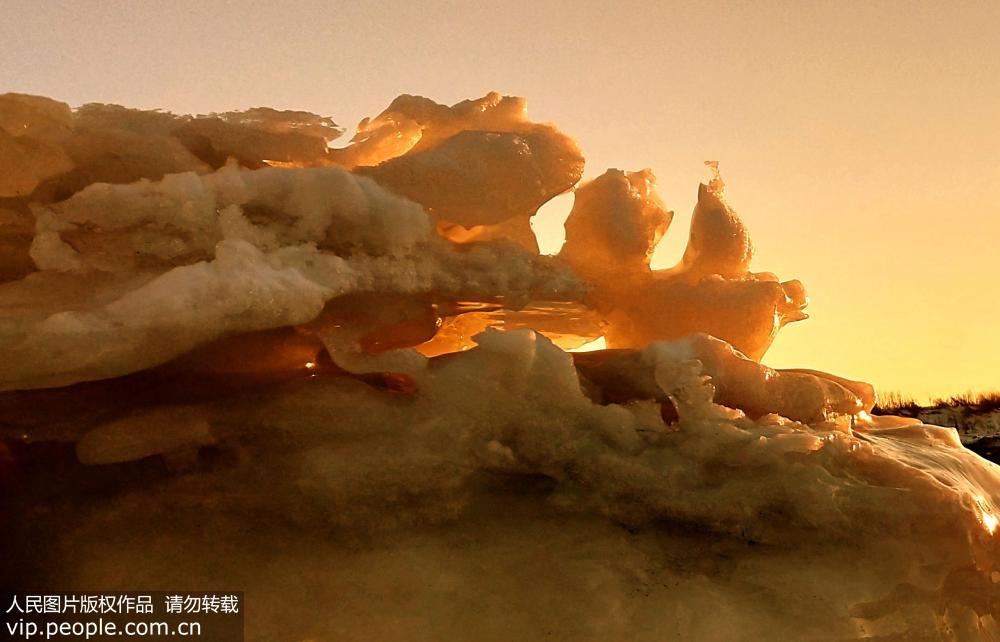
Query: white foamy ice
[
  {"left": 0, "top": 163, "right": 578, "bottom": 390},
  {"left": 66, "top": 329, "right": 1000, "bottom": 639},
  {"left": 575, "top": 332, "right": 874, "bottom": 423}
]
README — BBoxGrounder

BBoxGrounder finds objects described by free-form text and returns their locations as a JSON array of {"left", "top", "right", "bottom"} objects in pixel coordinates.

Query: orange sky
[{"left": 1, "top": 0, "right": 997, "bottom": 401}]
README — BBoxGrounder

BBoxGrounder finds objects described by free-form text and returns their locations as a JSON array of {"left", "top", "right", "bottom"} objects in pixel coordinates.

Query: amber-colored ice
[
  {"left": 560, "top": 163, "right": 808, "bottom": 359},
  {"left": 2, "top": 91, "right": 999, "bottom": 639},
  {"left": 343, "top": 93, "right": 584, "bottom": 252}
]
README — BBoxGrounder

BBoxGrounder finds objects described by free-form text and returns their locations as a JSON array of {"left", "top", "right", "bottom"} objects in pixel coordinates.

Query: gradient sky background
[{"left": 1, "top": 0, "right": 997, "bottom": 401}]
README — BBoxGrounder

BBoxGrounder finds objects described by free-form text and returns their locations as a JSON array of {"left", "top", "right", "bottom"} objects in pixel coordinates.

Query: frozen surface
[
  {"left": 347, "top": 92, "right": 584, "bottom": 251},
  {"left": 11, "top": 330, "right": 1000, "bottom": 640},
  {"left": 1, "top": 164, "right": 577, "bottom": 390},
  {"left": 560, "top": 164, "right": 808, "bottom": 359},
  {"left": 1, "top": 92, "right": 999, "bottom": 641}
]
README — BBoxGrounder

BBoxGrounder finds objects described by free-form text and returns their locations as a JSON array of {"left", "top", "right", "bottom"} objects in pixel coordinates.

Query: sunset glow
[
  {"left": 3, "top": 1, "right": 995, "bottom": 400},
  {"left": 3, "top": 2, "right": 1000, "bottom": 639}
]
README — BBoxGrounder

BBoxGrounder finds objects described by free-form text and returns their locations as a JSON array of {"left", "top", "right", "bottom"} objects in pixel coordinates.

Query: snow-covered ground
[{"left": 915, "top": 409, "right": 1000, "bottom": 445}]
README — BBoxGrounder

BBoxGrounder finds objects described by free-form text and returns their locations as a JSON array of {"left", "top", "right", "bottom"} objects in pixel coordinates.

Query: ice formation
[
  {"left": 2, "top": 91, "right": 999, "bottom": 640},
  {"left": 559, "top": 164, "right": 808, "bottom": 359}
]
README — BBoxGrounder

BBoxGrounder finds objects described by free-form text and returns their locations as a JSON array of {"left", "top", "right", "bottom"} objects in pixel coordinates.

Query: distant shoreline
[
  {"left": 872, "top": 391, "right": 1000, "bottom": 462},
  {"left": 872, "top": 390, "right": 1000, "bottom": 417}
]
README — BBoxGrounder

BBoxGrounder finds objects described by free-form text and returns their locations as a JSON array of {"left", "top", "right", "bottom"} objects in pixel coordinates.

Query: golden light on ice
[
  {"left": 568, "top": 336, "right": 607, "bottom": 352},
  {"left": 2, "top": 90, "right": 1000, "bottom": 640},
  {"left": 975, "top": 495, "right": 999, "bottom": 535},
  {"left": 985, "top": 512, "right": 998, "bottom": 536}
]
